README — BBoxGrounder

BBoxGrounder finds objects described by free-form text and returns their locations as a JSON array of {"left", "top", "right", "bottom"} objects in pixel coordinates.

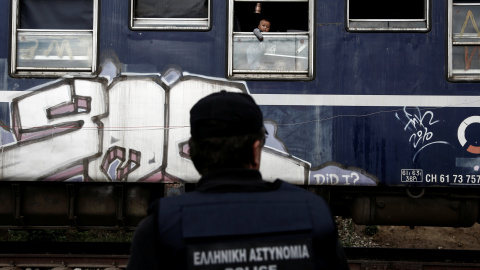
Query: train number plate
[{"left": 401, "top": 169, "right": 423, "bottom": 183}]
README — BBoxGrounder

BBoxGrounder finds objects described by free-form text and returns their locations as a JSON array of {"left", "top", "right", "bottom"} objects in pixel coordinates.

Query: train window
[
  {"left": 10, "top": 0, "right": 98, "bottom": 77},
  {"left": 448, "top": 0, "right": 480, "bottom": 81},
  {"left": 346, "top": 0, "right": 430, "bottom": 31},
  {"left": 228, "top": 0, "right": 314, "bottom": 80},
  {"left": 130, "top": 0, "right": 210, "bottom": 30}
]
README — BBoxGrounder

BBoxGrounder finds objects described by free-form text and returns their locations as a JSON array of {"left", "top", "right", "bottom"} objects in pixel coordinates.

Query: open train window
[
  {"left": 10, "top": 0, "right": 98, "bottom": 77},
  {"left": 130, "top": 0, "right": 210, "bottom": 30},
  {"left": 346, "top": 0, "right": 430, "bottom": 31},
  {"left": 448, "top": 0, "right": 480, "bottom": 81},
  {"left": 227, "top": 0, "right": 314, "bottom": 80}
]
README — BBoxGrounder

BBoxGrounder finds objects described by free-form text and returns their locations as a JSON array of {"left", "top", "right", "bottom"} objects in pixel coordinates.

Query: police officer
[{"left": 127, "top": 91, "right": 349, "bottom": 270}]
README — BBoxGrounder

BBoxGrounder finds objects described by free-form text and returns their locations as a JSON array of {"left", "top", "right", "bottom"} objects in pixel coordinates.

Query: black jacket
[{"left": 127, "top": 169, "right": 349, "bottom": 269}]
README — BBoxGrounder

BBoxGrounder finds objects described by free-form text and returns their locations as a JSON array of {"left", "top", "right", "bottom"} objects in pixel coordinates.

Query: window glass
[
  {"left": 131, "top": 0, "right": 210, "bottom": 30},
  {"left": 20, "top": 0, "right": 93, "bottom": 29},
  {"left": 448, "top": 1, "right": 480, "bottom": 80},
  {"left": 11, "top": 0, "right": 98, "bottom": 77},
  {"left": 228, "top": 0, "right": 314, "bottom": 80},
  {"left": 16, "top": 33, "right": 93, "bottom": 69},
  {"left": 452, "top": 5, "right": 480, "bottom": 42},
  {"left": 452, "top": 46, "right": 480, "bottom": 71},
  {"left": 233, "top": 2, "right": 308, "bottom": 32},
  {"left": 448, "top": 0, "right": 480, "bottom": 81},
  {"left": 349, "top": 0, "right": 424, "bottom": 19},
  {"left": 233, "top": 35, "right": 309, "bottom": 72},
  {"left": 347, "top": 0, "right": 429, "bottom": 31},
  {"left": 135, "top": 0, "right": 207, "bottom": 18}
]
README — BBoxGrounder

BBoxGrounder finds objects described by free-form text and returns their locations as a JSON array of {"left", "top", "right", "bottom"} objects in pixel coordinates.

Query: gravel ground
[
  {"left": 336, "top": 217, "right": 380, "bottom": 248},
  {"left": 336, "top": 217, "right": 480, "bottom": 249}
]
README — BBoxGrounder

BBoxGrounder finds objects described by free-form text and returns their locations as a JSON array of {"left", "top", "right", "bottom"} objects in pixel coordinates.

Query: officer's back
[{"left": 127, "top": 91, "right": 350, "bottom": 270}]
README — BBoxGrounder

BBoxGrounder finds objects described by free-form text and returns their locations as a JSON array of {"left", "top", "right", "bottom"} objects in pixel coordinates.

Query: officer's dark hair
[
  {"left": 188, "top": 122, "right": 266, "bottom": 176},
  {"left": 189, "top": 91, "right": 266, "bottom": 175}
]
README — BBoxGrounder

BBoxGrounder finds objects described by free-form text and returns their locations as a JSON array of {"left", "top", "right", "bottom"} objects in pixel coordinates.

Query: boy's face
[{"left": 258, "top": 20, "right": 270, "bottom": 32}]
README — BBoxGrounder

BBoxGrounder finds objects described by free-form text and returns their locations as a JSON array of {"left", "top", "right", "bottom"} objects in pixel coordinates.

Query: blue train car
[{"left": 0, "top": 0, "right": 480, "bottom": 228}]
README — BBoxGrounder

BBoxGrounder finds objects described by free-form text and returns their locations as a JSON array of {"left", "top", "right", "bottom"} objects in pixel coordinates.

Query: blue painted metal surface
[{"left": 1, "top": 0, "right": 480, "bottom": 188}]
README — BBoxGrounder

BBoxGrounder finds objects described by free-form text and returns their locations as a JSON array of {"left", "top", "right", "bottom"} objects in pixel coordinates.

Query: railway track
[
  {"left": 346, "top": 247, "right": 480, "bottom": 269},
  {"left": 0, "top": 242, "right": 129, "bottom": 270},
  {"left": 0, "top": 254, "right": 128, "bottom": 269},
  {"left": 0, "top": 244, "right": 479, "bottom": 269}
]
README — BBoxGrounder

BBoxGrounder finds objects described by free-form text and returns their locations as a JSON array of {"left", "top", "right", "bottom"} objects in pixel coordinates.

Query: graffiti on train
[
  {"left": 395, "top": 107, "right": 450, "bottom": 162},
  {"left": 0, "top": 72, "right": 376, "bottom": 185}
]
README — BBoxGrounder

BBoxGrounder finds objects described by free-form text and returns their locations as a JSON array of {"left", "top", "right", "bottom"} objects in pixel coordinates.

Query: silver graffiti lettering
[
  {"left": 313, "top": 174, "right": 326, "bottom": 185},
  {"left": 329, "top": 174, "right": 339, "bottom": 185},
  {"left": 352, "top": 172, "right": 359, "bottom": 184},
  {"left": 313, "top": 173, "right": 357, "bottom": 185},
  {"left": 19, "top": 38, "right": 39, "bottom": 60},
  {"left": 341, "top": 172, "right": 360, "bottom": 185},
  {"left": 44, "top": 40, "right": 74, "bottom": 60},
  {"left": 0, "top": 76, "right": 316, "bottom": 184}
]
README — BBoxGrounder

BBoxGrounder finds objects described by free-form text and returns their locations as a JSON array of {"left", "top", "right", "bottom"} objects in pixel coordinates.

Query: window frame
[
  {"left": 346, "top": 0, "right": 431, "bottom": 32},
  {"left": 10, "top": 0, "right": 99, "bottom": 78},
  {"left": 227, "top": 0, "right": 315, "bottom": 80},
  {"left": 129, "top": 0, "right": 212, "bottom": 31},
  {"left": 447, "top": 0, "right": 480, "bottom": 81}
]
